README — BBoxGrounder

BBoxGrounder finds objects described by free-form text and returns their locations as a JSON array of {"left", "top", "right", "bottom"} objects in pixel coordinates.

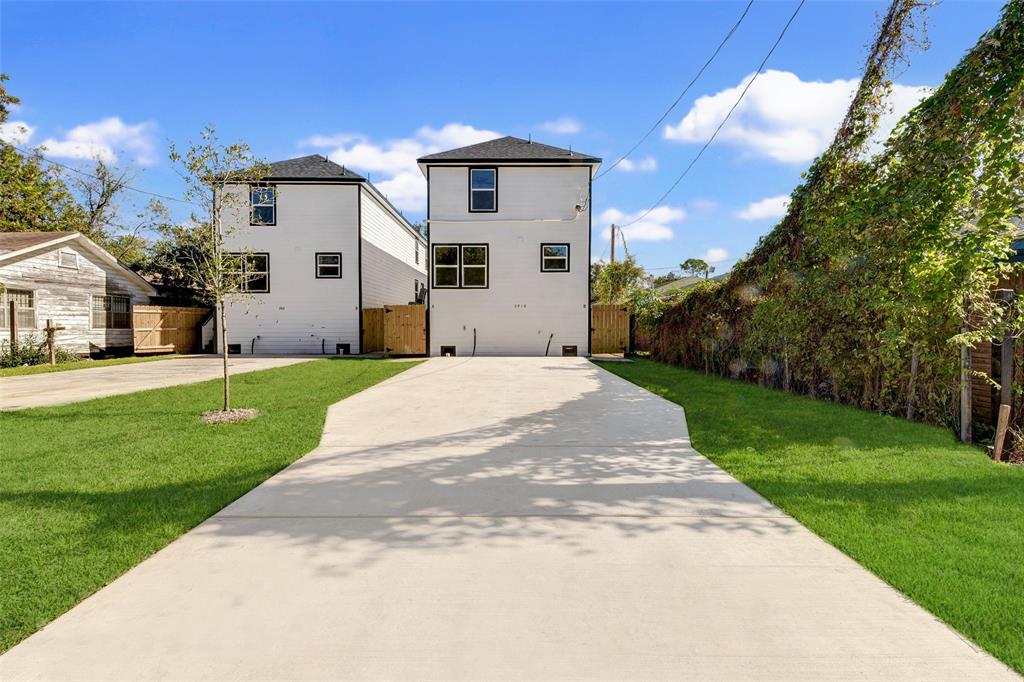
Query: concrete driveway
[
  {"left": 0, "top": 357, "right": 1015, "bottom": 680},
  {"left": 0, "top": 355, "right": 311, "bottom": 410}
]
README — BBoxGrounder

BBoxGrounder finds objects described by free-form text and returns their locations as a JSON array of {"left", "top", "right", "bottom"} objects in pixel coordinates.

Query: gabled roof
[
  {"left": 417, "top": 136, "right": 601, "bottom": 164},
  {"left": 265, "top": 155, "right": 365, "bottom": 181},
  {"left": 0, "top": 231, "right": 156, "bottom": 294},
  {"left": 0, "top": 231, "right": 77, "bottom": 254}
]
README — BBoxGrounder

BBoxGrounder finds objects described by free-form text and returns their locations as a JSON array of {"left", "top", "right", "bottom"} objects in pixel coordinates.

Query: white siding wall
[
  {"left": 0, "top": 243, "right": 149, "bottom": 354},
  {"left": 427, "top": 165, "right": 591, "bottom": 356},
  {"left": 223, "top": 183, "right": 362, "bottom": 355},
  {"left": 360, "top": 188, "right": 428, "bottom": 307}
]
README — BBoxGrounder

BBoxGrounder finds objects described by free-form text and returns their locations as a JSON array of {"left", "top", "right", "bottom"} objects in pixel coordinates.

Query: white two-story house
[
  {"left": 418, "top": 136, "right": 600, "bottom": 356},
  {"left": 222, "top": 155, "right": 426, "bottom": 355}
]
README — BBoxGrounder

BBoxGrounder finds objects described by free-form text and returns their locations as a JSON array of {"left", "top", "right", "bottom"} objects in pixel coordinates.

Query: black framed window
[
  {"left": 432, "top": 244, "right": 488, "bottom": 289},
  {"left": 227, "top": 252, "right": 270, "bottom": 292},
  {"left": 461, "top": 245, "right": 487, "bottom": 287},
  {"left": 469, "top": 168, "right": 497, "bottom": 212},
  {"left": 541, "top": 243, "right": 570, "bottom": 272},
  {"left": 432, "top": 245, "right": 459, "bottom": 287},
  {"left": 250, "top": 185, "right": 276, "bottom": 225},
  {"left": 315, "top": 252, "right": 342, "bottom": 278}
]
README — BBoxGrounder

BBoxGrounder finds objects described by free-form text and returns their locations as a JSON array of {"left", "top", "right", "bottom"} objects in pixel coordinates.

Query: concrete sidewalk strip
[
  {"left": 0, "top": 355, "right": 313, "bottom": 410},
  {"left": 0, "top": 357, "right": 1017, "bottom": 681}
]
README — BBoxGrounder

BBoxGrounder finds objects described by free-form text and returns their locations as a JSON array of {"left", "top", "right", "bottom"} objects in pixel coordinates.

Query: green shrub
[{"left": 0, "top": 335, "right": 79, "bottom": 369}]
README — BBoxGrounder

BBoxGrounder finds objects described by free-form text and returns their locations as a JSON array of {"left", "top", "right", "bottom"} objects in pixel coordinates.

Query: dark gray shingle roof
[
  {"left": 266, "top": 155, "right": 364, "bottom": 181},
  {"left": 418, "top": 136, "right": 600, "bottom": 164}
]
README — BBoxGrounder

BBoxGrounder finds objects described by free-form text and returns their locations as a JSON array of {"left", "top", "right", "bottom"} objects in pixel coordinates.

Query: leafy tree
[
  {"left": 0, "top": 75, "right": 87, "bottom": 233},
  {"left": 680, "top": 258, "right": 714, "bottom": 279},
  {"left": 167, "top": 127, "right": 271, "bottom": 413},
  {"left": 652, "top": 271, "right": 680, "bottom": 287},
  {"left": 592, "top": 256, "right": 648, "bottom": 304}
]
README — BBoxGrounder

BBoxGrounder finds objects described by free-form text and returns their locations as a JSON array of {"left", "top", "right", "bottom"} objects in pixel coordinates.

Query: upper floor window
[
  {"left": 541, "top": 244, "right": 569, "bottom": 272},
  {"left": 469, "top": 168, "right": 497, "bottom": 212},
  {"left": 315, "top": 252, "right": 342, "bottom": 278},
  {"left": 227, "top": 252, "right": 270, "bottom": 292},
  {"left": 91, "top": 294, "right": 131, "bottom": 329},
  {"left": 250, "top": 186, "right": 276, "bottom": 225},
  {"left": 0, "top": 289, "right": 35, "bottom": 329}
]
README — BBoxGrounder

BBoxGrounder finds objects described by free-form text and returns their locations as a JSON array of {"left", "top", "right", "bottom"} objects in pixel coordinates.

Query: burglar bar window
[
  {"left": 91, "top": 294, "right": 131, "bottom": 329},
  {"left": 0, "top": 289, "right": 36, "bottom": 329}
]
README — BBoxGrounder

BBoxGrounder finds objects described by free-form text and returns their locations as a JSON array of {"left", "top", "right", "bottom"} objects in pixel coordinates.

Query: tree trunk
[
  {"left": 220, "top": 300, "right": 230, "bottom": 411},
  {"left": 906, "top": 347, "right": 919, "bottom": 420}
]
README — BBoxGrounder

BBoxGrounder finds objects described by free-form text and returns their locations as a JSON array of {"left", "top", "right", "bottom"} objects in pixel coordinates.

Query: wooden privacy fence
[
  {"left": 592, "top": 304, "right": 631, "bottom": 355},
  {"left": 133, "top": 305, "right": 209, "bottom": 354},
  {"left": 362, "top": 304, "right": 426, "bottom": 355}
]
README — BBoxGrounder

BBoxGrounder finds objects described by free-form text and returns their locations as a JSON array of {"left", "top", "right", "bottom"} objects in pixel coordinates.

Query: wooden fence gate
[
  {"left": 362, "top": 304, "right": 426, "bottom": 355},
  {"left": 591, "top": 304, "right": 631, "bottom": 355},
  {"left": 132, "top": 305, "right": 209, "bottom": 354}
]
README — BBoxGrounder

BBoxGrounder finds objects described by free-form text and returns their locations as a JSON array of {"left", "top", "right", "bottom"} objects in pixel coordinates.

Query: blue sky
[{"left": 0, "top": 1, "right": 1004, "bottom": 275}]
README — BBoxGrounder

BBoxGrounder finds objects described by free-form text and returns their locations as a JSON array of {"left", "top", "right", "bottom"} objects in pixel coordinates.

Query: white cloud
[
  {"left": 703, "top": 247, "right": 729, "bottom": 263},
  {"left": 737, "top": 194, "right": 790, "bottom": 221},
  {"left": 38, "top": 117, "right": 158, "bottom": 165},
  {"left": 598, "top": 206, "right": 684, "bottom": 242},
  {"left": 0, "top": 120, "right": 35, "bottom": 145},
  {"left": 616, "top": 155, "right": 658, "bottom": 172},
  {"left": 302, "top": 123, "right": 499, "bottom": 212},
  {"left": 664, "top": 69, "right": 930, "bottom": 163},
  {"left": 539, "top": 117, "right": 582, "bottom": 135}
]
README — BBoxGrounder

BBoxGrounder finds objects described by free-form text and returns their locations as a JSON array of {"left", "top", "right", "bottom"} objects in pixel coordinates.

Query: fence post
[
  {"left": 9, "top": 300, "right": 17, "bottom": 353},
  {"left": 960, "top": 342, "right": 973, "bottom": 444}
]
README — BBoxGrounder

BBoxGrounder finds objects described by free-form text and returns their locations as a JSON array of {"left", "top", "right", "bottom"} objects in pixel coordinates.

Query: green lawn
[
  {"left": 0, "top": 358, "right": 419, "bottom": 652},
  {"left": 0, "top": 354, "right": 183, "bottom": 377},
  {"left": 597, "top": 358, "right": 1024, "bottom": 675}
]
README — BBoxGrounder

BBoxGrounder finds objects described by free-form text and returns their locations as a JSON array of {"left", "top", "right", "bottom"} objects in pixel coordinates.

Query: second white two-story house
[
  {"left": 222, "top": 155, "right": 426, "bottom": 355},
  {"left": 418, "top": 136, "right": 600, "bottom": 356}
]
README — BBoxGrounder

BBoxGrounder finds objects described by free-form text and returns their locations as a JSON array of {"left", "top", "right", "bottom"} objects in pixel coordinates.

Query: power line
[
  {"left": 594, "top": 0, "right": 754, "bottom": 181},
  {"left": 619, "top": 0, "right": 806, "bottom": 228},
  {"left": 10, "top": 144, "right": 200, "bottom": 207}
]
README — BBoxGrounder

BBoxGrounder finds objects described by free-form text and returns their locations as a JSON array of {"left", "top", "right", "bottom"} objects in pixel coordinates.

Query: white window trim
[{"left": 58, "top": 249, "right": 79, "bottom": 270}]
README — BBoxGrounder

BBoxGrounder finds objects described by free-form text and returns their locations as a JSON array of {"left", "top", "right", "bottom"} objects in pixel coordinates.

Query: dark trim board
[
  {"left": 587, "top": 174, "right": 592, "bottom": 356},
  {"left": 421, "top": 160, "right": 600, "bottom": 167},
  {"left": 426, "top": 166, "right": 431, "bottom": 355},
  {"left": 540, "top": 243, "right": 570, "bottom": 273},
  {"left": 357, "top": 188, "right": 364, "bottom": 354}
]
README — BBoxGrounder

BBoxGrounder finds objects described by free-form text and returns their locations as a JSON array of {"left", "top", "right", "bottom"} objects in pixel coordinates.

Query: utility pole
[{"left": 610, "top": 224, "right": 616, "bottom": 264}]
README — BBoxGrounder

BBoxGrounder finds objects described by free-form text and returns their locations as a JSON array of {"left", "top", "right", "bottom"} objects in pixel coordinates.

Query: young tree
[
  {"left": 593, "top": 255, "right": 649, "bottom": 304},
  {"left": 168, "top": 128, "right": 270, "bottom": 413},
  {"left": 680, "top": 257, "right": 714, "bottom": 279}
]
